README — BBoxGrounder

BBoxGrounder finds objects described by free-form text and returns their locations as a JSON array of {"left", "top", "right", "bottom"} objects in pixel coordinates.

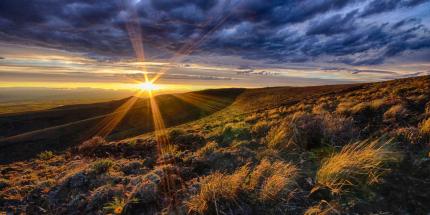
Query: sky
[{"left": 0, "top": 0, "right": 430, "bottom": 92}]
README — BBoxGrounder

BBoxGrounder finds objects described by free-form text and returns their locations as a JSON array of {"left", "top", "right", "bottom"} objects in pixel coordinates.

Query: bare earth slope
[{"left": 1, "top": 76, "right": 429, "bottom": 214}]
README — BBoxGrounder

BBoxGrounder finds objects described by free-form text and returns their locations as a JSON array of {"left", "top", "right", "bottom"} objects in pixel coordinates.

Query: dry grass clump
[
  {"left": 186, "top": 159, "right": 298, "bottom": 214},
  {"left": 265, "top": 121, "right": 297, "bottom": 150},
  {"left": 304, "top": 200, "right": 340, "bottom": 215},
  {"left": 336, "top": 101, "right": 355, "bottom": 114},
  {"left": 350, "top": 102, "right": 371, "bottom": 115},
  {"left": 316, "top": 139, "right": 399, "bottom": 194},
  {"left": 369, "top": 98, "right": 386, "bottom": 111},
  {"left": 186, "top": 166, "right": 249, "bottom": 214},
  {"left": 420, "top": 118, "right": 430, "bottom": 135},
  {"left": 258, "top": 161, "right": 298, "bottom": 201},
  {"left": 384, "top": 103, "right": 408, "bottom": 120}
]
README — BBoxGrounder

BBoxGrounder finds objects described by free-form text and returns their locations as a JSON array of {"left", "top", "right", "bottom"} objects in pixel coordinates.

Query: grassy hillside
[
  {"left": 1, "top": 76, "right": 430, "bottom": 214},
  {"left": 0, "top": 88, "right": 244, "bottom": 163}
]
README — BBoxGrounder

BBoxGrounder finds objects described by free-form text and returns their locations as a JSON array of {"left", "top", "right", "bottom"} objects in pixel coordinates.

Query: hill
[
  {"left": 0, "top": 88, "right": 244, "bottom": 163},
  {"left": 1, "top": 76, "right": 429, "bottom": 214}
]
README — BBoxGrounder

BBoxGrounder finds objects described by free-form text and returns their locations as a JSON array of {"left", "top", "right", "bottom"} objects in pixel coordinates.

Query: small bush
[
  {"left": 78, "top": 136, "right": 107, "bottom": 156},
  {"left": 321, "top": 114, "right": 354, "bottom": 146},
  {"left": 37, "top": 150, "right": 54, "bottom": 160},
  {"left": 316, "top": 139, "right": 399, "bottom": 194},
  {"left": 92, "top": 159, "right": 114, "bottom": 174}
]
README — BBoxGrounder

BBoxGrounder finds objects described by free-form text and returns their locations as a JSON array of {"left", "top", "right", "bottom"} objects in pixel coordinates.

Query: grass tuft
[
  {"left": 316, "top": 139, "right": 399, "bottom": 194},
  {"left": 92, "top": 159, "right": 114, "bottom": 174},
  {"left": 420, "top": 118, "right": 430, "bottom": 135},
  {"left": 186, "top": 165, "right": 249, "bottom": 214},
  {"left": 37, "top": 150, "right": 54, "bottom": 160}
]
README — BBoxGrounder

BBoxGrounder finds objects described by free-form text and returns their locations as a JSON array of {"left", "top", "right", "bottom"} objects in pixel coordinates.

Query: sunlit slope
[{"left": 0, "top": 88, "right": 244, "bottom": 163}]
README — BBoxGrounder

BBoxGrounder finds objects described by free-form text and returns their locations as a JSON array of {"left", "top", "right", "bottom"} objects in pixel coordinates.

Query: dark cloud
[
  {"left": 306, "top": 10, "right": 358, "bottom": 36},
  {"left": 0, "top": 0, "right": 429, "bottom": 67},
  {"left": 360, "top": 0, "right": 429, "bottom": 17}
]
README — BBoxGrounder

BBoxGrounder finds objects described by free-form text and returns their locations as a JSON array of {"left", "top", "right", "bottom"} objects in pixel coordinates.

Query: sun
[{"left": 138, "top": 81, "right": 158, "bottom": 91}]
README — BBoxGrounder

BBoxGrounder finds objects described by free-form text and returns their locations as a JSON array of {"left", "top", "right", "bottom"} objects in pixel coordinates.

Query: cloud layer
[{"left": 0, "top": 0, "right": 429, "bottom": 82}]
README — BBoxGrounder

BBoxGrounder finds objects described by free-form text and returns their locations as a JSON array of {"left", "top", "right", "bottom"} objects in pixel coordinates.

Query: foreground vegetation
[{"left": 1, "top": 76, "right": 429, "bottom": 214}]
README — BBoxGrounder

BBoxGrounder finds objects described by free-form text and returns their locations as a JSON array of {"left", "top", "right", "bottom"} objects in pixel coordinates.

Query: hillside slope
[
  {"left": 1, "top": 76, "right": 430, "bottom": 214},
  {"left": 0, "top": 88, "right": 244, "bottom": 163}
]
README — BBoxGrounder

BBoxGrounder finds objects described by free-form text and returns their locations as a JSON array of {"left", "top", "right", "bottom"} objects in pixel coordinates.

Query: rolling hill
[{"left": 1, "top": 76, "right": 430, "bottom": 214}]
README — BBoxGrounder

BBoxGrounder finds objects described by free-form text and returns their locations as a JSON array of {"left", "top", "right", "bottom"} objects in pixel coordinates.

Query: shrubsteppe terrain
[{"left": 1, "top": 76, "right": 430, "bottom": 214}]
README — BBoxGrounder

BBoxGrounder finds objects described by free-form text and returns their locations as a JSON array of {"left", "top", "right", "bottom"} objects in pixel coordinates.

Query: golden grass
[
  {"left": 316, "top": 139, "right": 399, "bottom": 194},
  {"left": 350, "top": 102, "right": 370, "bottom": 115},
  {"left": 186, "top": 165, "right": 249, "bottom": 214},
  {"left": 251, "top": 120, "right": 270, "bottom": 137},
  {"left": 265, "top": 122, "right": 296, "bottom": 150},
  {"left": 369, "top": 98, "right": 386, "bottom": 110},
  {"left": 384, "top": 104, "right": 407, "bottom": 120},
  {"left": 420, "top": 118, "right": 430, "bottom": 135},
  {"left": 336, "top": 101, "right": 355, "bottom": 114},
  {"left": 259, "top": 161, "right": 298, "bottom": 201},
  {"left": 304, "top": 200, "right": 340, "bottom": 215}
]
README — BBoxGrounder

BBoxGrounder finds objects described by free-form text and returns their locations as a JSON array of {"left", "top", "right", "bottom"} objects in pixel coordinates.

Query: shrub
[
  {"left": 37, "top": 150, "right": 54, "bottom": 160},
  {"left": 92, "top": 159, "right": 114, "bottom": 174},
  {"left": 78, "top": 136, "right": 107, "bottom": 156},
  {"left": 316, "top": 139, "right": 399, "bottom": 194},
  {"left": 186, "top": 165, "right": 249, "bottom": 214},
  {"left": 321, "top": 114, "right": 354, "bottom": 146}
]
